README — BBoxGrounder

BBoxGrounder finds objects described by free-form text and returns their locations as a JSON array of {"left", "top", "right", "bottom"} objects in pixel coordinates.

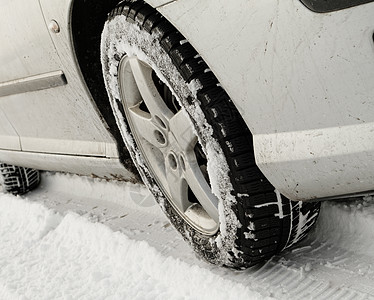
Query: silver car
[{"left": 0, "top": 0, "right": 373, "bottom": 268}]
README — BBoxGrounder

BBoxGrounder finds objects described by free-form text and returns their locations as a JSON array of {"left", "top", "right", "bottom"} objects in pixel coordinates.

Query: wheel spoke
[
  {"left": 127, "top": 104, "right": 167, "bottom": 149},
  {"left": 129, "top": 57, "right": 173, "bottom": 122},
  {"left": 169, "top": 110, "right": 198, "bottom": 152},
  {"left": 165, "top": 156, "right": 190, "bottom": 213},
  {"left": 183, "top": 154, "right": 219, "bottom": 223}
]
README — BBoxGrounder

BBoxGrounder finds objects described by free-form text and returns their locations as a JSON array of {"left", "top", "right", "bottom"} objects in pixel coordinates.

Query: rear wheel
[
  {"left": 101, "top": 1, "right": 320, "bottom": 268},
  {"left": 0, "top": 163, "right": 40, "bottom": 195}
]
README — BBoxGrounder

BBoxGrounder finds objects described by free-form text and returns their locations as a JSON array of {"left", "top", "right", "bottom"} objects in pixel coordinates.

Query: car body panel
[
  {"left": 0, "top": 148, "right": 134, "bottom": 180},
  {"left": 1, "top": 0, "right": 373, "bottom": 200},
  {"left": 158, "top": 0, "right": 374, "bottom": 200},
  {"left": 0, "top": 1, "right": 60, "bottom": 83},
  {"left": 0, "top": 107, "right": 20, "bottom": 151},
  {"left": 0, "top": 0, "right": 120, "bottom": 159}
]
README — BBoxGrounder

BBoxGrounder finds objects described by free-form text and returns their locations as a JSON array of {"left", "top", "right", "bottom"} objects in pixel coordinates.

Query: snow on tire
[
  {"left": 0, "top": 163, "right": 40, "bottom": 195},
  {"left": 101, "top": 1, "right": 321, "bottom": 268}
]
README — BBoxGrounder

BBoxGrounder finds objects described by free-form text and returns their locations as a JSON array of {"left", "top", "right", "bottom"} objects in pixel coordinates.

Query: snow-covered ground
[{"left": 1, "top": 172, "right": 374, "bottom": 299}]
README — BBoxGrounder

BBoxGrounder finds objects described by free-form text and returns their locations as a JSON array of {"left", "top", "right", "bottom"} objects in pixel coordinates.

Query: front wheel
[{"left": 101, "top": 1, "right": 320, "bottom": 268}]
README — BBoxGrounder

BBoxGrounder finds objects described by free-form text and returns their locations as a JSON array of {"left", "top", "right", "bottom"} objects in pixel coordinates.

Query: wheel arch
[
  {"left": 70, "top": 0, "right": 134, "bottom": 172},
  {"left": 70, "top": 0, "right": 169, "bottom": 175}
]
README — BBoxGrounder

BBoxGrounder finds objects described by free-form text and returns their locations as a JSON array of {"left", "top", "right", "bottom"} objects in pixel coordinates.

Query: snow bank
[
  {"left": 0, "top": 193, "right": 270, "bottom": 300},
  {"left": 312, "top": 197, "right": 374, "bottom": 254}
]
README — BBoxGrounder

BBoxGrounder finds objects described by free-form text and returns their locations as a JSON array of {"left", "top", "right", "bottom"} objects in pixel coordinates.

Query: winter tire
[
  {"left": 101, "top": 1, "right": 321, "bottom": 268},
  {"left": 0, "top": 163, "right": 40, "bottom": 195}
]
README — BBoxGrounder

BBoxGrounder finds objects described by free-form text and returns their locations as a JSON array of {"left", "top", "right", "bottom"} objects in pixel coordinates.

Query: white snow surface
[
  {"left": 0, "top": 174, "right": 265, "bottom": 300},
  {"left": 1, "top": 172, "right": 374, "bottom": 299}
]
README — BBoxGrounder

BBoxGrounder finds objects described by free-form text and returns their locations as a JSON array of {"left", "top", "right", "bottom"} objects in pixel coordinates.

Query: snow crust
[
  {"left": 0, "top": 193, "right": 268, "bottom": 300},
  {"left": 101, "top": 16, "right": 240, "bottom": 264}
]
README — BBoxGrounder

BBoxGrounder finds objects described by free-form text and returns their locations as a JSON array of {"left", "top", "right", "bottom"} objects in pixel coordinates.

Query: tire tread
[{"left": 108, "top": 1, "right": 321, "bottom": 268}]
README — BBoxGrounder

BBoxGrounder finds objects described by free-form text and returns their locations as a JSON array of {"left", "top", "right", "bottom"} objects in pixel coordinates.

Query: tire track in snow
[{"left": 1, "top": 172, "right": 374, "bottom": 299}]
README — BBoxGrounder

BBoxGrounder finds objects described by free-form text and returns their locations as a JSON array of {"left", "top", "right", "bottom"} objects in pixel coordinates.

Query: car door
[{"left": 0, "top": 0, "right": 118, "bottom": 158}]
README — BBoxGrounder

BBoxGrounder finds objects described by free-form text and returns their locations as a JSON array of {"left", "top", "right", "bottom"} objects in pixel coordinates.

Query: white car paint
[
  {"left": 0, "top": 0, "right": 373, "bottom": 201},
  {"left": 0, "top": 0, "right": 119, "bottom": 159},
  {"left": 158, "top": 0, "right": 374, "bottom": 200},
  {"left": 0, "top": 107, "right": 20, "bottom": 151}
]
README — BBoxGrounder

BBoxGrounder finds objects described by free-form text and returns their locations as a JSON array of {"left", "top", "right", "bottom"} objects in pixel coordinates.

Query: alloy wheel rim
[{"left": 118, "top": 55, "right": 219, "bottom": 235}]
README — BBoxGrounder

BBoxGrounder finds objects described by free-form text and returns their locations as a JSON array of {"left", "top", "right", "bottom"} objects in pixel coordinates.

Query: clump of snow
[
  {"left": 274, "top": 190, "right": 284, "bottom": 219},
  {"left": 248, "top": 222, "right": 255, "bottom": 231},
  {"left": 187, "top": 79, "right": 203, "bottom": 98},
  {"left": 287, "top": 202, "right": 320, "bottom": 248},
  {"left": 101, "top": 16, "right": 241, "bottom": 265},
  {"left": 244, "top": 232, "right": 256, "bottom": 240}
]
